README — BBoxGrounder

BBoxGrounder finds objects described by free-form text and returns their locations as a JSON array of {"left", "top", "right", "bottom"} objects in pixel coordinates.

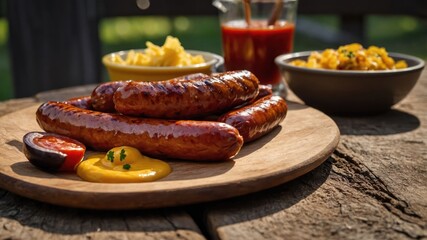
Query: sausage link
[
  {"left": 113, "top": 70, "right": 259, "bottom": 119},
  {"left": 257, "top": 85, "right": 273, "bottom": 99},
  {"left": 209, "top": 72, "right": 271, "bottom": 99},
  {"left": 91, "top": 73, "right": 210, "bottom": 113},
  {"left": 36, "top": 101, "right": 243, "bottom": 161},
  {"left": 65, "top": 96, "right": 93, "bottom": 110},
  {"left": 218, "top": 95, "right": 287, "bottom": 143},
  {"left": 91, "top": 81, "right": 128, "bottom": 112}
]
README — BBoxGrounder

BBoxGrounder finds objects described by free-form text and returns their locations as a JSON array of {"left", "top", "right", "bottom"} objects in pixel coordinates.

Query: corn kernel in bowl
[{"left": 291, "top": 43, "right": 407, "bottom": 70}]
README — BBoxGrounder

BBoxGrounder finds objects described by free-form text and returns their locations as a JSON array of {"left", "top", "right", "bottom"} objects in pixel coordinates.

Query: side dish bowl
[
  {"left": 103, "top": 50, "right": 224, "bottom": 82},
  {"left": 275, "top": 51, "right": 425, "bottom": 115}
]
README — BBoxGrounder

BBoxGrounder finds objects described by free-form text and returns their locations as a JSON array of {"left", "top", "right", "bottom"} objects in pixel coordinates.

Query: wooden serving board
[{"left": 0, "top": 102, "right": 339, "bottom": 209}]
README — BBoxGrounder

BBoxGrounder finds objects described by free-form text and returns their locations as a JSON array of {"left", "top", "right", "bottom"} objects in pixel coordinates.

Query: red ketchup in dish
[{"left": 23, "top": 132, "right": 86, "bottom": 172}]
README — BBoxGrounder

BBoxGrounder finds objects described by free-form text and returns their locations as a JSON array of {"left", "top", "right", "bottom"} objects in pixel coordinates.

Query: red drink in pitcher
[{"left": 221, "top": 20, "right": 295, "bottom": 85}]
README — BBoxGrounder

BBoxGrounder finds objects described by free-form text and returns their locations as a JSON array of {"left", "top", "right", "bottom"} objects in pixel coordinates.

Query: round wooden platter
[{"left": 0, "top": 102, "right": 339, "bottom": 209}]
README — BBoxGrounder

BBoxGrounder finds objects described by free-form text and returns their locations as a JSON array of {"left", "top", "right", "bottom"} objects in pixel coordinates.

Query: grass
[
  {"left": 1, "top": 15, "right": 426, "bottom": 100},
  {"left": 0, "top": 19, "right": 12, "bottom": 100},
  {"left": 99, "top": 16, "right": 222, "bottom": 56}
]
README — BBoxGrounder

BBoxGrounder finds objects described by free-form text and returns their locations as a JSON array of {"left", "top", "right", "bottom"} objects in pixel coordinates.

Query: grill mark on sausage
[
  {"left": 36, "top": 101, "right": 244, "bottom": 161},
  {"left": 90, "top": 73, "right": 209, "bottom": 113},
  {"left": 65, "top": 96, "right": 93, "bottom": 110},
  {"left": 218, "top": 95, "right": 287, "bottom": 143},
  {"left": 114, "top": 70, "right": 259, "bottom": 119}
]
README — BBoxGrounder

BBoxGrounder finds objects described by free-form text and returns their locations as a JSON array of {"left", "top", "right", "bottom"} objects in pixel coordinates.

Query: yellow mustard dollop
[{"left": 76, "top": 146, "right": 171, "bottom": 183}]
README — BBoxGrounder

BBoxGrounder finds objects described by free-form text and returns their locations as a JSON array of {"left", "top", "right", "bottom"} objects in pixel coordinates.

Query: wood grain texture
[
  {"left": 1, "top": 69, "right": 425, "bottom": 239},
  {"left": 0, "top": 98, "right": 206, "bottom": 240},
  {"left": 0, "top": 189, "right": 205, "bottom": 240},
  {"left": 204, "top": 70, "right": 427, "bottom": 239},
  {"left": 0, "top": 98, "right": 37, "bottom": 116},
  {"left": 0, "top": 101, "right": 339, "bottom": 209},
  {"left": 35, "top": 84, "right": 97, "bottom": 102}
]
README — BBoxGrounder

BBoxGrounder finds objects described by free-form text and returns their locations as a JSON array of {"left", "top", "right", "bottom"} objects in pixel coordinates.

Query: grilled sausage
[
  {"left": 91, "top": 73, "right": 210, "bottom": 113},
  {"left": 91, "top": 81, "right": 128, "bottom": 112},
  {"left": 36, "top": 101, "right": 243, "bottom": 161},
  {"left": 218, "top": 95, "right": 287, "bottom": 143},
  {"left": 257, "top": 85, "right": 273, "bottom": 99},
  {"left": 65, "top": 96, "right": 93, "bottom": 110},
  {"left": 113, "top": 70, "right": 259, "bottom": 119}
]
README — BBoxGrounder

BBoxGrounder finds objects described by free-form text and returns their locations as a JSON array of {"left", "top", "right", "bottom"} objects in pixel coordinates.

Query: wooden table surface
[{"left": 0, "top": 70, "right": 426, "bottom": 239}]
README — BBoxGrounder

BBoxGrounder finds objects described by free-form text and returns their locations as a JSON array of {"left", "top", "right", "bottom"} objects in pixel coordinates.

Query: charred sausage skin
[
  {"left": 91, "top": 81, "right": 128, "bottom": 112},
  {"left": 36, "top": 101, "right": 243, "bottom": 161},
  {"left": 113, "top": 70, "right": 259, "bottom": 119},
  {"left": 91, "top": 73, "right": 210, "bottom": 113},
  {"left": 218, "top": 95, "right": 287, "bottom": 143},
  {"left": 257, "top": 85, "right": 273, "bottom": 99},
  {"left": 65, "top": 96, "right": 93, "bottom": 110}
]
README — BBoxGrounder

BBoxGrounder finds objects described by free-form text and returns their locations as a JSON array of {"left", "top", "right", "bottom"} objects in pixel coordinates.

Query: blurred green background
[{"left": 0, "top": 15, "right": 426, "bottom": 100}]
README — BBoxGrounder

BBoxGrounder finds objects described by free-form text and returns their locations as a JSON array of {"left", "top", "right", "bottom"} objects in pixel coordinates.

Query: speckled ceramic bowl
[{"left": 275, "top": 51, "right": 425, "bottom": 115}]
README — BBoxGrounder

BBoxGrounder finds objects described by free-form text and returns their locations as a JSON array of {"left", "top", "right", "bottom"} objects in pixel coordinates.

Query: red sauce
[
  {"left": 34, "top": 135, "right": 85, "bottom": 171},
  {"left": 221, "top": 20, "right": 295, "bottom": 85}
]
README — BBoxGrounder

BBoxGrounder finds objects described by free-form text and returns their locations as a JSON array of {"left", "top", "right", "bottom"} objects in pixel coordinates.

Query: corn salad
[{"left": 291, "top": 43, "right": 407, "bottom": 70}]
